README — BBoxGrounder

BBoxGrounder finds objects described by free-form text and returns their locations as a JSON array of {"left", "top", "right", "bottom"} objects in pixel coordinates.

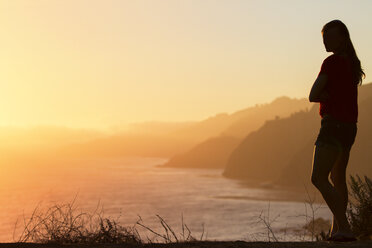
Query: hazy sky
[{"left": 1, "top": 0, "right": 371, "bottom": 130}]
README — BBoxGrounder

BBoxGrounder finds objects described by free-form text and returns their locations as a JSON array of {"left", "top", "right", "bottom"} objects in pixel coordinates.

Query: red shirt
[{"left": 318, "top": 54, "right": 358, "bottom": 123}]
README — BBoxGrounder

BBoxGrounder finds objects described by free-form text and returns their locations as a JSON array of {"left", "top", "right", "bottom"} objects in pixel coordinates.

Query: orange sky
[{"left": 1, "top": 0, "right": 371, "bottom": 131}]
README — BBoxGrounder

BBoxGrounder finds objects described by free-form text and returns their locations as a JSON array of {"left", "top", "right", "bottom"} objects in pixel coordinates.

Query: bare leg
[
  {"left": 329, "top": 148, "right": 351, "bottom": 235},
  {"left": 311, "top": 142, "right": 352, "bottom": 234}
]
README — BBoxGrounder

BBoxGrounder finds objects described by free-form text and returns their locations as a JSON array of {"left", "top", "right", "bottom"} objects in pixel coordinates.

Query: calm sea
[{"left": 0, "top": 156, "right": 331, "bottom": 242}]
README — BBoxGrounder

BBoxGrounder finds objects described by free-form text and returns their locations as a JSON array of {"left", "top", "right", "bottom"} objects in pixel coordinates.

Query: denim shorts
[{"left": 314, "top": 115, "right": 357, "bottom": 151}]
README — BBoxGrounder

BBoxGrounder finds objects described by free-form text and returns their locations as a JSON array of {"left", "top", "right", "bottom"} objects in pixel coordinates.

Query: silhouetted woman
[{"left": 309, "top": 20, "right": 365, "bottom": 242}]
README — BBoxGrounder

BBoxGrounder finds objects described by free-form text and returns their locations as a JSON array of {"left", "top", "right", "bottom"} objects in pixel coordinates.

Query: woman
[{"left": 309, "top": 20, "right": 365, "bottom": 242}]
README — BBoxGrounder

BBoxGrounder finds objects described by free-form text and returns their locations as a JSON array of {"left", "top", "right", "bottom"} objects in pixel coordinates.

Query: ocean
[{"left": 0, "top": 156, "right": 331, "bottom": 242}]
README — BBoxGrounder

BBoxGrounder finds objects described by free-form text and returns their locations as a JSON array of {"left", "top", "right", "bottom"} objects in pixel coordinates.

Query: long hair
[{"left": 321, "top": 20, "right": 365, "bottom": 86}]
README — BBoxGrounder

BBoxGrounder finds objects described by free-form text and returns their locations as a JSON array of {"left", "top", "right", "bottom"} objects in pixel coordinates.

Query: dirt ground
[{"left": 1, "top": 240, "right": 372, "bottom": 248}]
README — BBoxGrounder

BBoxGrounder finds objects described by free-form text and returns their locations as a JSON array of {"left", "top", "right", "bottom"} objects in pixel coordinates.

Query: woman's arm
[{"left": 309, "top": 74, "right": 330, "bottom": 102}]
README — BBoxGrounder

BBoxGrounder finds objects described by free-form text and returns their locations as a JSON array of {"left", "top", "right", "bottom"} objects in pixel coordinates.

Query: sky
[{"left": 1, "top": 0, "right": 371, "bottom": 131}]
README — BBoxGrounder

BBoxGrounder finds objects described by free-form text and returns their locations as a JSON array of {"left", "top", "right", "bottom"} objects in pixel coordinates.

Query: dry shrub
[
  {"left": 14, "top": 193, "right": 204, "bottom": 245},
  {"left": 14, "top": 194, "right": 141, "bottom": 245},
  {"left": 347, "top": 174, "right": 372, "bottom": 240}
]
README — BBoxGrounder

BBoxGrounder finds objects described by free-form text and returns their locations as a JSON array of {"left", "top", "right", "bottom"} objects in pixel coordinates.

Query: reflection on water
[{"left": 0, "top": 156, "right": 331, "bottom": 242}]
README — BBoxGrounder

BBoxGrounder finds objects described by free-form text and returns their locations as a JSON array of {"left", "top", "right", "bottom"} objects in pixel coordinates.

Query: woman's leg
[
  {"left": 329, "top": 147, "right": 351, "bottom": 234},
  {"left": 311, "top": 142, "right": 352, "bottom": 233}
]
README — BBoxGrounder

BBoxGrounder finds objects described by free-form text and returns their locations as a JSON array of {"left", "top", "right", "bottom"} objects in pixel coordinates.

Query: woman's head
[
  {"left": 321, "top": 20, "right": 348, "bottom": 53},
  {"left": 321, "top": 20, "right": 365, "bottom": 85}
]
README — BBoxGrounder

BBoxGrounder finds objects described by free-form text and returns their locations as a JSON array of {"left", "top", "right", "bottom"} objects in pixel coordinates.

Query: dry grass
[
  {"left": 13, "top": 193, "right": 141, "bottom": 245},
  {"left": 12, "top": 192, "right": 205, "bottom": 245},
  {"left": 12, "top": 175, "right": 372, "bottom": 245}
]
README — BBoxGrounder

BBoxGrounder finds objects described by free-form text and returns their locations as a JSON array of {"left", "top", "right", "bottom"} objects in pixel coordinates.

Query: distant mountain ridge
[
  {"left": 159, "top": 96, "right": 312, "bottom": 168},
  {"left": 222, "top": 105, "right": 319, "bottom": 183},
  {"left": 56, "top": 96, "right": 312, "bottom": 159},
  {"left": 1, "top": 95, "right": 311, "bottom": 163},
  {"left": 169, "top": 96, "right": 312, "bottom": 141},
  {"left": 223, "top": 82, "right": 372, "bottom": 189}
]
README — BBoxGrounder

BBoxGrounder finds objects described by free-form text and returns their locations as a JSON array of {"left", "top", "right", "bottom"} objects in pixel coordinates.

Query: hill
[
  {"left": 159, "top": 96, "right": 311, "bottom": 168},
  {"left": 57, "top": 96, "right": 311, "bottom": 159},
  {"left": 223, "top": 82, "right": 372, "bottom": 189}
]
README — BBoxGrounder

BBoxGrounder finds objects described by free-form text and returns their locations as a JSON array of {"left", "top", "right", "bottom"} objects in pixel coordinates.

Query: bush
[
  {"left": 303, "top": 217, "right": 330, "bottom": 239},
  {"left": 347, "top": 174, "right": 372, "bottom": 239},
  {"left": 14, "top": 193, "right": 204, "bottom": 245},
  {"left": 14, "top": 195, "right": 142, "bottom": 245}
]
